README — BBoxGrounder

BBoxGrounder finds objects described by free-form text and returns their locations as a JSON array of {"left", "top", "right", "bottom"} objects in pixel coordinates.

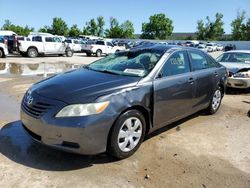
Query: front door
[{"left": 153, "top": 50, "right": 195, "bottom": 129}]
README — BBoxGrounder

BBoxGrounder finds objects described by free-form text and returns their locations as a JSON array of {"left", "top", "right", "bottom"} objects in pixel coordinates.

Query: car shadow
[
  {"left": 0, "top": 121, "right": 116, "bottom": 171},
  {"left": 226, "top": 87, "right": 250, "bottom": 95},
  {"left": 145, "top": 113, "right": 200, "bottom": 141}
]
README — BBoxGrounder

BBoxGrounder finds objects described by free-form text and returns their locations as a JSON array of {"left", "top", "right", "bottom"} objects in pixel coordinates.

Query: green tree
[
  {"left": 96, "top": 16, "right": 105, "bottom": 37},
  {"left": 50, "top": 17, "right": 68, "bottom": 36},
  {"left": 105, "top": 17, "right": 123, "bottom": 38},
  {"left": 196, "top": 13, "right": 224, "bottom": 40},
  {"left": 141, "top": 13, "right": 173, "bottom": 39},
  {"left": 231, "top": 11, "right": 250, "bottom": 40},
  {"left": 1, "top": 20, "right": 34, "bottom": 36},
  {"left": 121, "top": 20, "right": 134, "bottom": 38},
  {"left": 38, "top": 25, "right": 51, "bottom": 33},
  {"left": 68, "top": 24, "right": 81, "bottom": 37}
]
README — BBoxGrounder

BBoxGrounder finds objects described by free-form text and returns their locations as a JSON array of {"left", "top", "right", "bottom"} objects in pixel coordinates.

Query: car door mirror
[{"left": 157, "top": 72, "right": 163, "bottom": 79}]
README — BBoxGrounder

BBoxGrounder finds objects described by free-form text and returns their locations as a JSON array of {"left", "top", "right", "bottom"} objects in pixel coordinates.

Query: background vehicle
[
  {"left": 206, "top": 43, "right": 217, "bottom": 52},
  {"left": 18, "top": 35, "right": 73, "bottom": 58},
  {"left": 21, "top": 45, "right": 227, "bottom": 159},
  {"left": 0, "top": 38, "right": 9, "bottom": 58},
  {"left": 224, "top": 44, "right": 236, "bottom": 51},
  {"left": 217, "top": 50, "right": 250, "bottom": 88},
  {"left": 65, "top": 39, "right": 82, "bottom": 52},
  {"left": 82, "top": 40, "right": 125, "bottom": 57},
  {"left": 197, "top": 45, "right": 208, "bottom": 52},
  {"left": 0, "top": 30, "right": 18, "bottom": 53},
  {"left": 216, "top": 44, "right": 224, "bottom": 51}
]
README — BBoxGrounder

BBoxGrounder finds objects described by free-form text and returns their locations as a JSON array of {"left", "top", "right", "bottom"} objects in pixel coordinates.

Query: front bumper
[
  {"left": 20, "top": 92, "right": 114, "bottom": 155},
  {"left": 227, "top": 77, "right": 250, "bottom": 89}
]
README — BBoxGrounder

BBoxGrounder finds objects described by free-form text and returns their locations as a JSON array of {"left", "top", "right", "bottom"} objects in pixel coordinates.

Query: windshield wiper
[{"left": 98, "top": 69, "right": 120, "bottom": 75}]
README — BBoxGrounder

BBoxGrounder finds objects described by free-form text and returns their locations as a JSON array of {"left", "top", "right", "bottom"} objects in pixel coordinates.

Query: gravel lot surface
[{"left": 0, "top": 51, "right": 249, "bottom": 188}]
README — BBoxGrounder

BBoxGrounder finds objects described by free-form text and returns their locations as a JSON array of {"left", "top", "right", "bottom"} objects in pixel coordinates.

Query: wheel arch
[{"left": 107, "top": 105, "right": 151, "bottom": 150}]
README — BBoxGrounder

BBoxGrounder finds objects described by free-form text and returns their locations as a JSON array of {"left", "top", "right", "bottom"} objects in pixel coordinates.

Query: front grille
[{"left": 22, "top": 92, "right": 53, "bottom": 118}]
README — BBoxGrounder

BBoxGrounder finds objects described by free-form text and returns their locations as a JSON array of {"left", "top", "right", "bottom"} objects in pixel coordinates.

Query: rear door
[
  {"left": 153, "top": 50, "right": 195, "bottom": 129},
  {"left": 188, "top": 50, "right": 217, "bottom": 111},
  {"left": 44, "top": 37, "right": 55, "bottom": 53}
]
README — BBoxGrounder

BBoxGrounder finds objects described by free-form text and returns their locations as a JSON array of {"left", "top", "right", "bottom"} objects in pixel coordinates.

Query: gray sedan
[{"left": 21, "top": 45, "right": 227, "bottom": 159}]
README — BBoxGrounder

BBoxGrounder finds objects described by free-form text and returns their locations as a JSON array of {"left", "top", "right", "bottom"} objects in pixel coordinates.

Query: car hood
[
  {"left": 219, "top": 62, "right": 250, "bottom": 73},
  {"left": 31, "top": 68, "right": 140, "bottom": 103}
]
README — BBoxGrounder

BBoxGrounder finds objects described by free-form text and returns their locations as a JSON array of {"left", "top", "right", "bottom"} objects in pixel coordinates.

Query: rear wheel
[
  {"left": 0, "top": 49, "right": 3, "bottom": 58},
  {"left": 27, "top": 48, "right": 38, "bottom": 58},
  {"left": 108, "top": 110, "right": 146, "bottom": 159},
  {"left": 96, "top": 49, "right": 102, "bottom": 57},
  {"left": 206, "top": 86, "right": 222, "bottom": 114}
]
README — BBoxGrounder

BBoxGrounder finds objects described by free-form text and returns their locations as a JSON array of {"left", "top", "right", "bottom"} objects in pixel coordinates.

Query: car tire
[
  {"left": 66, "top": 50, "right": 73, "bottom": 57},
  {"left": 206, "top": 86, "right": 223, "bottom": 114},
  {"left": 108, "top": 110, "right": 146, "bottom": 159},
  {"left": 0, "top": 49, "right": 4, "bottom": 58},
  {"left": 96, "top": 49, "right": 102, "bottom": 57},
  {"left": 86, "top": 53, "right": 92, "bottom": 57},
  {"left": 27, "top": 48, "right": 38, "bottom": 58}
]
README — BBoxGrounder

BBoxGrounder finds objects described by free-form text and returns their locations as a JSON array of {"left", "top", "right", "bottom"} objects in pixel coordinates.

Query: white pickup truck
[
  {"left": 82, "top": 40, "right": 125, "bottom": 57},
  {"left": 0, "top": 37, "right": 9, "bottom": 58},
  {"left": 18, "top": 35, "right": 73, "bottom": 58}
]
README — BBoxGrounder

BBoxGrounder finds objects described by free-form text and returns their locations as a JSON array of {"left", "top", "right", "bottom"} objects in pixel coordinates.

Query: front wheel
[
  {"left": 66, "top": 50, "right": 73, "bottom": 57},
  {"left": 206, "top": 87, "right": 222, "bottom": 114},
  {"left": 108, "top": 110, "right": 146, "bottom": 159},
  {"left": 0, "top": 49, "right": 4, "bottom": 58}
]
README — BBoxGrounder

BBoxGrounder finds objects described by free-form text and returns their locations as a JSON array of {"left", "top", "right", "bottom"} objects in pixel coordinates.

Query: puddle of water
[{"left": 0, "top": 62, "right": 82, "bottom": 77}]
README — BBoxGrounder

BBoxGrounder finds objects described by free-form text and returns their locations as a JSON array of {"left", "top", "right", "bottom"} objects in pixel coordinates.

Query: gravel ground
[{"left": 0, "top": 51, "right": 249, "bottom": 188}]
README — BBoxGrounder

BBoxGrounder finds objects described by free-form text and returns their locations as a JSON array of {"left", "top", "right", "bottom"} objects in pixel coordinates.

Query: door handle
[{"left": 188, "top": 77, "right": 194, "bottom": 84}]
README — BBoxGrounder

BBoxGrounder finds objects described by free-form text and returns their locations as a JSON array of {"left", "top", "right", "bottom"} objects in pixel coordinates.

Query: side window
[
  {"left": 73, "top": 40, "right": 79, "bottom": 44},
  {"left": 45, "top": 37, "right": 53, "bottom": 42},
  {"left": 32, "top": 36, "right": 42, "bottom": 42},
  {"left": 190, "top": 51, "right": 209, "bottom": 71},
  {"left": 206, "top": 55, "right": 220, "bottom": 68},
  {"left": 107, "top": 42, "right": 113, "bottom": 47},
  {"left": 53, "top": 37, "right": 61, "bottom": 42},
  {"left": 96, "top": 41, "right": 105, "bottom": 45},
  {"left": 161, "top": 51, "right": 191, "bottom": 77}
]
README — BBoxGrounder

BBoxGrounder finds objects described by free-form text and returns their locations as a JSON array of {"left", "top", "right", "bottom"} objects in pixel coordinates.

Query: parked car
[
  {"left": 0, "top": 37, "right": 9, "bottom": 58},
  {"left": 224, "top": 44, "right": 236, "bottom": 51},
  {"left": 21, "top": 44, "right": 227, "bottom": 159},
  {"left": 18, "top": 35, "right": 73, "bottom": 58},
  {"left": 217, "top": 50, "right": 250, "bottom": 89},
  {"left": 82, "top": 40, "right": 125, "bottom": 57},
  {"left": 197, "top": 45, "right": 208, "bottom": 52},
  {"left": 206, "top": 43, "right": 217, "bottom": 52},
  {"left": 216, "top": 44, "right": 224, "bottom": 51},
  {"left": 65, "top": 39, "right": 82, "bottom": 52},
  {"left": 0, "top": 30, "right": 18, "bottom": 53}
]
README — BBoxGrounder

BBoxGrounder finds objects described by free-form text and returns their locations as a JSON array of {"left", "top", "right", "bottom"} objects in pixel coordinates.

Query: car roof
[{"left": 223, "top": 50, "right": 250, "bottom": 54}]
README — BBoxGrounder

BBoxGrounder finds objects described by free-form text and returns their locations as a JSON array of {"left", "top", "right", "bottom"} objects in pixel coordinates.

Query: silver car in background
[{"left": 217, "top": 50, "right": 250, "bottom": 89}]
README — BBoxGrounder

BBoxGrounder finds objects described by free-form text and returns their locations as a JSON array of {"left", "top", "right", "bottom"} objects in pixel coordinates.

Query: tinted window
[
  {"left": 206, "top": 55, "right": 220, "bottom": 68},
  {"left": 96, "top": 41, "right": 105, "bottom": 45},
  {"left": 107, "top": 42, "right": 113, "bottom": 47},
  {"left": 190, "top": 51, "right": 210, "bottom": 71},
  {"left": 45, "top": 37, "right": 53, "bottom": 42},
  {"left": 32, "top": 36, "right": 42, "bottom": 42},
  {"left": 73, "top": 40, "right": 79, "bottom": 44},
  {"left": 65, "top": 39, "right": 72, "bottom": 43},
  {"left": 161, "top": 51, "right": 190, "bottom": 77}
]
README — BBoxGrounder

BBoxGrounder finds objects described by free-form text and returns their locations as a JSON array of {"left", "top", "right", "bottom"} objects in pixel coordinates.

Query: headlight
[
  {"left": 55, "top": 101, "right": 110, "bottom": 117},
  {"left": 233, "top": 72, "right": 250, "bottom": 78}
]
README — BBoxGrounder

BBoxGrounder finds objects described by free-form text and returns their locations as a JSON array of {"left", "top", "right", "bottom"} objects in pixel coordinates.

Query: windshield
[
  {"left": 87, "top": 49, "right": 165, "bottom": 77},
  {"left": 217, "top": 53, "right": 250, "bottom": 63}
]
